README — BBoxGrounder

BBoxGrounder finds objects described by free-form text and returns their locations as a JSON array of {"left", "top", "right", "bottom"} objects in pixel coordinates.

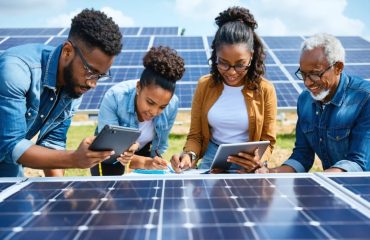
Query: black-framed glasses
[
  {"left": 216, "top": 57, "right": 252, "bottom": 73},
  {"left": 295, "top": 63, "right": 335, "bottom": 82},
  {"left": 68, "top": 40, "right": 111, "bottom": 84}
]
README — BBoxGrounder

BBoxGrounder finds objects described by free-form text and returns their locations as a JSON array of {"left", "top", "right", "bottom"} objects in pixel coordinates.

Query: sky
[{"left": 0, "top": 0, "right": 369, "bottom": 40}]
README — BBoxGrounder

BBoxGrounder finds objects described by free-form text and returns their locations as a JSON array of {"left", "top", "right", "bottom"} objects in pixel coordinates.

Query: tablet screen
[{"left": 210, "top": 141, "right": 270, "bottom": 171}]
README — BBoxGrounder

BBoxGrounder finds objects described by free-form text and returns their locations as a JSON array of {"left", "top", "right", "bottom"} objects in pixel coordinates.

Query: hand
[
  {"left": 73, "top": 136, "right": 115, "bottom": 168},
  {"left": 255, "top": 165, "right": 270, "bottom": 174},
  {"left": 145, "top": 156, "right": 168, "bottom": 170},
  {"left": 116, "top": 142, "right": 139, "bottom": 166},
  {"left": 227, "top": 148, "right": 263, "bottom": 174},
  {"left": 170, "top": 153, "right": 192, "bottom": 173}
]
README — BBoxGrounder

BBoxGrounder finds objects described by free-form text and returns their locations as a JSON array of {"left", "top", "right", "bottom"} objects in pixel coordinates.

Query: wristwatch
[{"left": 183, "top": 151, "right": 197, "bottom": 162}]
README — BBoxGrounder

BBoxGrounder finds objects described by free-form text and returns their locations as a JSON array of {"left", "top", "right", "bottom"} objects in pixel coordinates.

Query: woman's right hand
[{"left": 170, "top": 153, "right": 192, "bottom": 173}]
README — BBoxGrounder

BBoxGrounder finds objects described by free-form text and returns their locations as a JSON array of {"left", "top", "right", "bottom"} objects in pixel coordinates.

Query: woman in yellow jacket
[{"left": 171, "top": 6, "right": 277, "bottom": 173}]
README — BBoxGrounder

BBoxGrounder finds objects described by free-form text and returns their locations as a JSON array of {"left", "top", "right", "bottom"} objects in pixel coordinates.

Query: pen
[{"left": 155, "top": 149, "right": 175, "bottom": 173}]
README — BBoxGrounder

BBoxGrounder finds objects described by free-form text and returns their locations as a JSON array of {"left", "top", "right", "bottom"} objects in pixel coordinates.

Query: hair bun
[
  {"left": 215, "top": 6, "right": 257, "bottom": 30},
  {"left": 143, "top": 46, "right": 185, "bottom": 82}
]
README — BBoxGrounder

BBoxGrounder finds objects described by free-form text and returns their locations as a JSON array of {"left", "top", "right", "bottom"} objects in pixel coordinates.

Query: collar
[
  {"left": 329, "top": 72, "right": 348, "bottom": 107},
  {"left": 42, "top": 44, "right": 63, "bottom": 91},
  {"left": 127, "top": 87, "right": 137, "bottom": 114}
]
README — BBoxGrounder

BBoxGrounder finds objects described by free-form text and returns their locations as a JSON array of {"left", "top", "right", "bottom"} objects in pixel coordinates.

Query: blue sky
[{"left": 0, "top": 0, "right": 369, "bottom": 40}]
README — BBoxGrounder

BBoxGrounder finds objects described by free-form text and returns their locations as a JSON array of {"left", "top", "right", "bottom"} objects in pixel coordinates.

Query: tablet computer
[
  {"left": 89, "top": 125, "right": 141, "bottom": 164},
  {"left": 210, "top": 141, "right": 270, "bottom": 171}
]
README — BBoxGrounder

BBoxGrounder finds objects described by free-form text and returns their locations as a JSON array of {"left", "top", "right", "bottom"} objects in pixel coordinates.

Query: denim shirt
[
  {"left": 0, "top": 44, "right": 81, "bottom": 177},
  {"left": 97, "top": 80, "right": 178, "bottom": 157},
  {"left": 284, "top": 72, "right": 370, "bottom": 172}
]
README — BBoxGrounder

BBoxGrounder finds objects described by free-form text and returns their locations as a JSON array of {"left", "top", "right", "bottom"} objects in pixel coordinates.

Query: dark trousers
[{"left": 90, "top": 142, "right": 152, "bottom": 176}]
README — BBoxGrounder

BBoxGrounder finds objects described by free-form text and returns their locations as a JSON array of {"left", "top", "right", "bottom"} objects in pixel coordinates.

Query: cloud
[
  {"left": 248, "top": 0, "right": 365, "bottom": 36},
  {"left": 45, "top": 7, "right": 134, "bottom": 28},
  {"left": 175, "top": 0, "right": 242, "bottom": 21},
  {"left": 0, "top": 0, "right": 67, "bottom": 15}
]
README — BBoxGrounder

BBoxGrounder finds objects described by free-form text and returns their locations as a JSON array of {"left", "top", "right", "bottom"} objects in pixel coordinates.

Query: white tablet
[{"left": 210, "top": 141, "right": 270, "bottom": 171}]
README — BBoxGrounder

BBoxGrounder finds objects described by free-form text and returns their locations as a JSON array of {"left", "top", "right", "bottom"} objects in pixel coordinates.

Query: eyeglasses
[
  {"left": 295, "top": 63, "right": 335, "bottom": 82},
  {"left": 216, "top": 57, "right": 252, "bottom": 73},
  {"left": 68, "top": 40, "right": 111, "bottom": 84}
]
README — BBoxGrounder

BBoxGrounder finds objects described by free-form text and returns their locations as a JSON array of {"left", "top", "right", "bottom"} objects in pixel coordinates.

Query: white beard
[{"left": 310, "top": 89, "right": 330, "bottom": 101}]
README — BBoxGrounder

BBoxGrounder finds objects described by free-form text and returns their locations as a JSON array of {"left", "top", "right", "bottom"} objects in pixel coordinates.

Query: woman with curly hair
[
  {"left": 90, "top": 46, "right": 185, "bottom": 176},
  {"left": 171, "top": 6, "right": 277, "bottom": 173}
]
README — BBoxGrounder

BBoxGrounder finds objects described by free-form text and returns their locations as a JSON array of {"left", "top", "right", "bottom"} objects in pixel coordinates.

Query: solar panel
[
  {"left": 123, "top": 37, "right": 150, "bottom": 50},
  {"left": 113, "top": 52, "right": 146, "bottom": 66},
  {"left": 0, "top": 37, "right": 49, "bottom": 50},
  {"left": 345, "top": 50, "right": 370, "bottom": 63},
  {"left": 263, "top": 36, "right": 304, "bottom": 49},
  {"left": 47, "top": 37, "right": 67, "bottom": 47},
  {"left": 79, "top": 85, "right": 114, "bottom": 111},
  {"left": 0, "top": 28, "right": 63, "bottom": 36},
  {"left": 175, "top": 83, "right": 197, "bottom": 109},
  {"left": 181, "top": 67, "right": 210, "bottom": 82},
  {"left": 328, "top": 174, "right": 370, "bottom": 203},
  {"left": 337, "top": 36, "right": 370, "bottom": 49},
  {"left": 153, "top": 37, "right": 204, "bottom": 50},
  {"left": 120, "top": 27, "right": 140, "bottom": 36},
  {"left": 177, "top": 51, "right": 208, "bottom": 65},
  {"left": 264, "top": 66, "right": 288, "bottom": 81},
  {"left": 109, "top": 68, "right": 144, "bottom": 83},
  {"left": 272, "top": 82, "right": 300, "bottom": 108},
  {"left": 1, "top": 174, "right": 370, "bottom": 239},
  {"left": 344, "top": 65, "right": 370, "bottom": 80},
  {"left": 141, "top": 27, "right": 178, "bottom": 35},
  {"left": 272, "top": 50, "right": 301, "bottom": 64}
]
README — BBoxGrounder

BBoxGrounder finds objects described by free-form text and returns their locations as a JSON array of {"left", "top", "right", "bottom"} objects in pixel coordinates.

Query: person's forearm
[
  {"left": 18, "top": 145, "right": 75, "bottom": 169},
  {"left": 269, "top": 165, "right": 297, "bottom": 173}
]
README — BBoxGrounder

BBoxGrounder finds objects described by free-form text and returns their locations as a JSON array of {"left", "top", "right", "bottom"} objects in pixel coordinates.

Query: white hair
[{"left": 301, "top": 33, "right": 345, "bottom": 64}]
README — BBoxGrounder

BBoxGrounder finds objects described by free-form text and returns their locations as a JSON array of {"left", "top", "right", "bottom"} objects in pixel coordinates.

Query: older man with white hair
[{"left": 258, "top": 33, "right": 370, "bottom": 173}]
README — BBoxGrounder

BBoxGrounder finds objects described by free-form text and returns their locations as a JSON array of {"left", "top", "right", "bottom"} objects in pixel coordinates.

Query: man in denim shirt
[
  {"left": 0, "top": 9, "right": 123, "bottom": 177},
  {"left": 258, "top": 33, "right": 370, "bottom": 173}
]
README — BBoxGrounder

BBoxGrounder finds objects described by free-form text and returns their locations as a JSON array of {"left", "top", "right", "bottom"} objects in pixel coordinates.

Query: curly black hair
[
  {"left": 210, "top": 6, "right": 265, "bottom": 89},
  {"left": 139, "top": 46, "right": 185, "bottom": 94},
  {"left": 68, "top": 8, "right": 122, "bottom": 56}
]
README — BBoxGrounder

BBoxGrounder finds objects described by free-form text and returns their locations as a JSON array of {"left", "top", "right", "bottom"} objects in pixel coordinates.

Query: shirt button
[
  {"left": 316, "top": 111, "right": 319, "bottom": 115},
  {"left": 28, "top": 112, "right": 31, "bottom": 116},
  {"left": 50, "top": 97, "right": 54, "bottom": 101},
  {"left": 319, "top": 138, "right": 322, "bottom": 142},
  {"left": 40, "top": 114, "right": 44, "bottom": 118},
  {"left": 336, "top": 136, "right": 340, "bottom": 140}
]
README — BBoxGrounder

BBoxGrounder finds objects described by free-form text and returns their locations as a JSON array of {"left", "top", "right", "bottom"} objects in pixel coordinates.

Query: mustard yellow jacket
[{"left": 184, "top": 74, "right": 277, "bottom": 163}]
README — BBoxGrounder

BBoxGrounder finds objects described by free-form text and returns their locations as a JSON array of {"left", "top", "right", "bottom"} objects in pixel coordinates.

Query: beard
[
  {"left": 63, "top": 62, "right": 90, "bottom": 99},
  {"left": 310, "top": 89, "right": 330, "bottom": 101}
]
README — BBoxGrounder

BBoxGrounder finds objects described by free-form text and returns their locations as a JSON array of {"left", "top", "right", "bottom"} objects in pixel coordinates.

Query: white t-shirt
[
  {"left": 136, "top": 120, "right": 154, "bottom": 150},
  {"left": 208, "top": 84, "right": 249, "bottom": 144}
]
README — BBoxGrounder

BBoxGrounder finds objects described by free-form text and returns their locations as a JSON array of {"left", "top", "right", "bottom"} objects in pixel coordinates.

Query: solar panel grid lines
[{"left": 1, "top": 173, "right": 370, "bottom": 239}]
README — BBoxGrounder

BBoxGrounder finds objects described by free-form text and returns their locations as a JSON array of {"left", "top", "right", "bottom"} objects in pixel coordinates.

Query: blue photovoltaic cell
[
  {"left": 0, "top": 183, "right": 13, "bottom": 193},
  {"left": 0, "top": 28, "right": 63, "bottom": 36},
  {"left": 263, "top": 36, "right": 304, "bottom": 49},
  {"left": 113, "top": 52, "right": 146, "bottom": 66},
  {"left": 207, "top": 36, "right": 213, "bottom": 48},
  {"left": 344, "top": 65, "right": 370, "bottom": 79},
  {"left": 1, "top": 176, "right": 370, "bottom": 240},
  {"left": 153, "top": 36, "right": 204, "bottom": 50},
  {"left": 265, "top": 52, "right": 276, "bottom": 64},
  {"left": 0, "top": 37, "right": 49, "bottom": 50},
  {"left": 141, "top": 27, "right": 178, "bottom": 35},
  {"left": 46, "top": 37, "right": 67, "bottom": 47},
  {"left": 120, "top": 27, "right": 140, "bottom": 35},
  {"left": 123, "top": 37, "right": 150, "bottom": 50},
  {"left": 284, "top": 65, "right": 300, "bottom": 81},
  {"left": 330, "top": 176, "right": 370, "bottom": 202},
  {"left": 175, "top": 83, "right": 197, "bottom": 109},
  {"left": 79, "top": 84, "right": 114, "bottom": 110},
  {"left": 177, "top": 51, "right": 208, "bottom": 65},
  {"left": 181, "top": 67, "right": 210, "bottom": 82},
  {"left": 109, "top": 68, "right": 144, "bottom": 83},
  {"left": 345, "top": 50, "right": 370, "bottom": 63},
  {"left": 273, "top": 82, "right": 300, "bottom": 108},
  {"left": 273, "top": 50, "right": 301, "bottom": 64},
  {"left": 264, "top": 66, "right": 288, "bottom": 81},
  {"left": 337, "top": 36, "right": 370, "bottom": 49}
]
